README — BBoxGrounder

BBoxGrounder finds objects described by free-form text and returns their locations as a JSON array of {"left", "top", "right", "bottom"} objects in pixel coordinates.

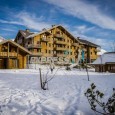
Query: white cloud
[
  {"left": 0, "top": 19, "right": 23, "bottom": 25},
  {"left": 16, "top": 12, "right": 51, "bottom": 31},
  {"left": 66, "top": 26, "right": 111, "bottom": 51},
  {"left": 73, "top": 25, "right": 95, "bottom": 34},
  {"left": 0, "top": 12, "right": 51, "bottom": 31},
  {"left": 1, "top": 28, "right": 16, "bottom": 32},
  {"left": 44, "top": 0, "right": 115, "bottom": 30}
]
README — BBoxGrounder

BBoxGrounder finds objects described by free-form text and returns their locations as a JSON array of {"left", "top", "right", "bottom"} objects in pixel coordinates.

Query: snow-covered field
[{"left": 0, "top": 67, "right": 115, "bottom": 115}]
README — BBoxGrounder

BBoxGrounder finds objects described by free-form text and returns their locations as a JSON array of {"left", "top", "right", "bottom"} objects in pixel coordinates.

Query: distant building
[
  {"left": 78, "top": 38, "right": 100, "bottom": 63},
  {"left": 14, "top": 25, "right": 99, "bottom": 64},
  {"left": 0, "top": 40, "right": 31, "bottom": 69},
  {"left": 92, "top": 52, "right": 115, "bottom": 73}
]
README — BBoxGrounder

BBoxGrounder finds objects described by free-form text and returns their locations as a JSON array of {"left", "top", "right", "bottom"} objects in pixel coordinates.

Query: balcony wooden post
[
  {"left": 8, "top": 42, "right": 9, "bottom": 57},
  {"left": 17, "top": 47, "right": 19, "bottom": 58},
  {"left": 7, "top": 42, "right": 10, "bottom": 69},
  {"left": 16, "top": 47, "right": 19, "bottom": 68}
]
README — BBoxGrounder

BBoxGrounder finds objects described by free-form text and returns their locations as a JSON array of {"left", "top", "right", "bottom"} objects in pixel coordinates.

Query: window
[
  {"left": 37, "top": 49, "right": 41, "bottom": 52},
  {"left": 46, "top": 50, "right": 47, "bottom": 53},
  {"left": 56, "top": 31, "right": 60, "bottom": 34},
  {"left": 49, "top": 43, "right": 51, "bottom": 47},
  {"left": 1, "top": 46, "right": 5, "bottom": 51}
]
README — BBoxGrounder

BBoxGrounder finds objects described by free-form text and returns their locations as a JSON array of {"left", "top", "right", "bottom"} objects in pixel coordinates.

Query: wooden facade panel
[{"left": 0, "top": 40, "right": 30, "bottom": 69}]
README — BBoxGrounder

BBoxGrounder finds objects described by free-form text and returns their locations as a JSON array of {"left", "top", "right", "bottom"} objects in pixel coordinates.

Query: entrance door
[{"left": 12, "top": 59, "right": 18, "bottom": 68}]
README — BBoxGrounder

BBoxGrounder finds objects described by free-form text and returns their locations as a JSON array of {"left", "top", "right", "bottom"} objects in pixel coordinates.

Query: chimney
[
  {"left": 42, "top": 28, "right": 47, "bottom": 31},
  {"left": 26, "top": 29, "right": 30, "bottom": 32},
  {"left": 52, "top": 25, "right": 56, "bottom": 27}
]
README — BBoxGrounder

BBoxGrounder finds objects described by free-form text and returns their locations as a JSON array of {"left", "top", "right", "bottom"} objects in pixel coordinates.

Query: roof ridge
[{"left": 0, "top": 40, "right": 31, "bottom": 54}]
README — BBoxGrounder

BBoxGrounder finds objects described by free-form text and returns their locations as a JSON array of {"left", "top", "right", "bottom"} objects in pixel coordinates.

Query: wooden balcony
[
  {"left": 44, "top": 30, "right": 51, "bottom": 35},
  {"left": 55, "top": 47, "right": 66, "bottom": 51},
  {"left": 26, "top": 44, "right": 42, "bottom": 49},
  {"left": 72, "top": 43, "right": 79, "bottom": 46},
  {"left": 53, "top": 54, "right": 57, "bottom": 57},
  {"left": 54, "top": 34, "right": 64, "bottom": 39},
  {"left": 53, "top": 53, "right": 66, "bottom": 57},
  {"left": 0, "top": 52, "right": 17, "bottom": 57},
  {"left": 54, "top": 40, "right": 66, "bottom": 45},
  {"left": 56, "top": 54, "right": 67, "bottom": 57},
  {"left": 53, "top": 46, "right": 56, "bottom": 50},
  {"left": 40, "top": 37, "right": 49, "bottom": 42},
  {"left": 31, "top": 52, "right": 42, "bottom": 56}
]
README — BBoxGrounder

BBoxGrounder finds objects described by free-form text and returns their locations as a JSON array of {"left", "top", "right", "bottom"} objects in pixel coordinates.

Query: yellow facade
[{"left": 15, "top": 25, "right": 99, "bottom": 64}]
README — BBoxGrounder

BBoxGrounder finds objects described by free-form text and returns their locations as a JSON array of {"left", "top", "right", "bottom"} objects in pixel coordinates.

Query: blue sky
[{"left": 0, "top": 0, "right": 115, "bottom": 51}]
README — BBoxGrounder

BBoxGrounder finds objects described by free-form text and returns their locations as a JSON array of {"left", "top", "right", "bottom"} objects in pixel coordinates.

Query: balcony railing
[
  {"left": 54, "top": 34, "right": 64, "bottom": 39},
  {"left": 53, "top": 53, "right": 68, "bottom": 57},
  {"left": 72, "top": 43, "right": 79, "bottom": 46},
  {"left": 40, "top": 37, "right": 49, "bottom": 42},
  {"left": 31, "top": 52, "right": 42, "bottom": 56},
  {"left": 54, "top": 40, "right": 66, "bottom": 45},
  {"left": 0, "top": 52, "right": 17, "bottom": 57},
  {"left": 44, "top": 30, "right": 51, "bottom": 35},
  {"left": 55, "top": 47, "right": 66, "bottom": 51},
  {"left": 26, "top": 44, "right": 42, "bottom": 49}
]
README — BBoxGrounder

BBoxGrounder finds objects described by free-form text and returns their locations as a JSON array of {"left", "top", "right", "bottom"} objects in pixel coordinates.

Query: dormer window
[{"left": 56, "top": 31, "right": 60, "bottom": 34}]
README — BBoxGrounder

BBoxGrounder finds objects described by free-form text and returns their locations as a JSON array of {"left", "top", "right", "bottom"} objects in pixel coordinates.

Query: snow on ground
[{"left": 0, "top": 67, "right": 115, "bottom": 115}]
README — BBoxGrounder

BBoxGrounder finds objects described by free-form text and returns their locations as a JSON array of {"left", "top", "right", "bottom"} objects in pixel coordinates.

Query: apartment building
[{"left": 14, "top": 25, "right": 99, "bottom": 64}]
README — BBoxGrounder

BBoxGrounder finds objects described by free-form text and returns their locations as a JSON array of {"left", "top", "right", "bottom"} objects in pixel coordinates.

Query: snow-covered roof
[
  {"left": 0, "top": 40, "right": 31, "bottom": 54},
  {"left": 92, "top": 52, "right": 115, "bottom": 65},
  {"left": 97, "top": 49, "right": 107, "bottom": 55}
]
